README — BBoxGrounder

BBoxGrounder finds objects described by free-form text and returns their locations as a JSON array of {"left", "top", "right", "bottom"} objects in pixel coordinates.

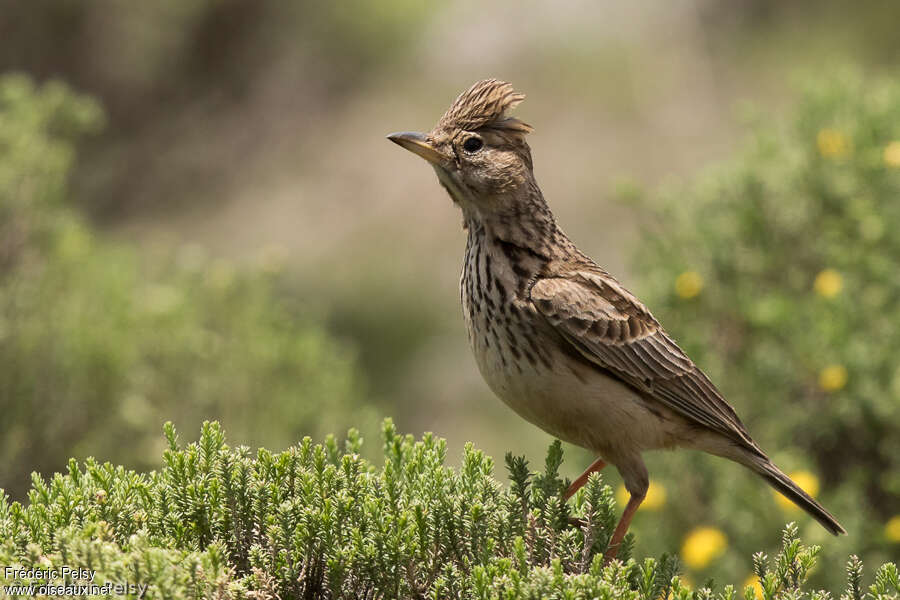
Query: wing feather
[{"left": 530, "top": 272, "right": 761, "bottom": 452}]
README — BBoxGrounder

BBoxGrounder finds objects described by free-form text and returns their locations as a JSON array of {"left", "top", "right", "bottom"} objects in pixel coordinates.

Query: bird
[{"left": 387, "top": 79, "right": 845, "bottom": 561}]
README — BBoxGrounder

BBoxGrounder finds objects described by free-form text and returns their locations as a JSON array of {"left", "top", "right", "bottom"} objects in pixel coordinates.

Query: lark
[{"left": 388, "top": 79, "right": 845, "bottom": 560}]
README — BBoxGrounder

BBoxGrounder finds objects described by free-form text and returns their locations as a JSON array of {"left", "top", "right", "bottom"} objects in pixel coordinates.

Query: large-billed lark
[{"left": 388, "top": 79, "right": 845, "bottom": 560}]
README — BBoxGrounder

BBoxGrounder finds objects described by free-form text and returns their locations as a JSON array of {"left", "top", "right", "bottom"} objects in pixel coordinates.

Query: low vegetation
[{"left": 1, "top": 421, "right": 897, "bottom": 599}]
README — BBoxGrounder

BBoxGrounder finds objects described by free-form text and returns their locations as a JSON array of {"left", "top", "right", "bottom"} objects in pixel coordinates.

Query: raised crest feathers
[{"left": 438, "top": 79, "right": 533, "bottom": 134}]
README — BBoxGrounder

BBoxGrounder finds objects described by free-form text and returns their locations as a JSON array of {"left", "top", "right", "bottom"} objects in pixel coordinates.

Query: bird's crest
[{"left": 438, "top": 79, "right": 533, "bottom": 134}]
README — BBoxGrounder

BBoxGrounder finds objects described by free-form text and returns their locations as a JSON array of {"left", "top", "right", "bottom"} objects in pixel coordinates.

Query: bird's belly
[{"left": 470, "top": 331, "right": 682, "bottom": 456}]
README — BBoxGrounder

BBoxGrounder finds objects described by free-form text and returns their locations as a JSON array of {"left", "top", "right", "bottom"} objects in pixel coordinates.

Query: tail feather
[{"left": 753, "top": 460, "right": 846, "bottom": 536}]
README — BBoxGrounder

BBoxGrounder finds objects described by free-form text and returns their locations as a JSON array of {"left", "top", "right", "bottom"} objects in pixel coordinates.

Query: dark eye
[{"left": 462, "top": 137, "right": 483, "bottom": 153}]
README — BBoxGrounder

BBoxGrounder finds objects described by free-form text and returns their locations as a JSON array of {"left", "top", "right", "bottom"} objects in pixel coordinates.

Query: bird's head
[{"left": 388, "top": 79, "right": 538, "bottom": 221}]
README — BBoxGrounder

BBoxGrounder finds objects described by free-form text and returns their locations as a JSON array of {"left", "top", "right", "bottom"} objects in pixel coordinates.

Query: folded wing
[{"left": 530, "top": 271, "right": 762, "bottom": 454}]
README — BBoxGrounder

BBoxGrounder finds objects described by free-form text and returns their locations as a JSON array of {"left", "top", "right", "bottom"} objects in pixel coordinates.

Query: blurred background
[{"left": 1, "top": 0, "right": 898, "bottom": 590}]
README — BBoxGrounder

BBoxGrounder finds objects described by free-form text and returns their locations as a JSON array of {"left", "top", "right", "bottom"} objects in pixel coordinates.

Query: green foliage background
[
  {"left": 0, "top": 75, "right": 378, "bottom": 499},
  {"left": 619, "top": 71, "right": 900, "bottom": 584}
]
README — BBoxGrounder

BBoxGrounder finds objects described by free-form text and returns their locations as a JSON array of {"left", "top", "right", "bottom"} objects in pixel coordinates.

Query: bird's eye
[{"left": 462, "top": 137, "right": 484, "bottom": 153}]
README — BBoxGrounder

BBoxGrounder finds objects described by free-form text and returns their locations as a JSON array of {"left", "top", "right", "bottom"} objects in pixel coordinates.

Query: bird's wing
[{"left": 530, "top": 271, "right": 761, "bottom": 452}]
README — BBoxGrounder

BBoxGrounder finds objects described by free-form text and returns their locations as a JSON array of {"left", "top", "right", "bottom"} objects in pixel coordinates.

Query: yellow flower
[
  {"left": 885, "top": 515, "right": 900, "bottom": 542},
  {"left": 819, "top": 365, "right": 848, "bottom": 392},
  {"left": 675, "top": 271, "right": 703, "bottom": 299},
  {"left": 616, "top": 480, "right": 667, "bottom": 511},
  {"left": 817, "top": 129, "right": 850, "bottom": 158},
  {"left": 884, "top": 141, "right": 900, "bottom": 168},
  {"left": 813, "top": 269, "right": 842, "bottom": 298},
  {"left": 743, "top": 574, "right": 764, "bottom": 600},
  {"left": 681, "top": 526, "right": 728, "bottom": 570},
  {"left": 774, "top": 470, "right": 820, "bottom": 511}
]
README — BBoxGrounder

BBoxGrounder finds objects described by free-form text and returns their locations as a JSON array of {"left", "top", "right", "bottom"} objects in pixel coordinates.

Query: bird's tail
[{"left": 749, "top": 459, "right": 846, "bottom": 535}]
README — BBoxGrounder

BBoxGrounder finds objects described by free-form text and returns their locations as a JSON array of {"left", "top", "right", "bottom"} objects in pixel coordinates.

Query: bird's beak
[{"left": 387, "top": 131, "right": 447, "bottom": 166}]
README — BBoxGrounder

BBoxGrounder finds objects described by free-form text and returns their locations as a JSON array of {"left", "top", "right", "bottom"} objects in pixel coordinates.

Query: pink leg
[
  {"left": 564, "top": 456, "right": 607, "bottom": 500},
  {"left": 603, "top": 491, "right": 645, "bottom": 563}
]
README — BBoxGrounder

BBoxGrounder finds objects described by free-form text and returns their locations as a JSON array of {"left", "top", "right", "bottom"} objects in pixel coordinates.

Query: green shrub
[
  {"left": 1, "top": 421, "right": 897, "bottom": 599},
  {"left": 0, "top": 74, "right": 376, "bottom": 498},
  {"left": 622, "top": 70, "right": 900, "bottom": 586}
]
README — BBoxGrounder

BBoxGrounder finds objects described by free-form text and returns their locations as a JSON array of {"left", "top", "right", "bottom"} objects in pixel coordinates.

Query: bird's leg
[
  {"left": 564, "top": 456, "right": 607, "bottom": 500},
  {"left": 603, "top": 490, "right": 645, "bottom": 563}
]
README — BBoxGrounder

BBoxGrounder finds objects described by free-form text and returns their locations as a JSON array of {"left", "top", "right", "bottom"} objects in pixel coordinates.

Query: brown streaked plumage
[{"left": 388, "top": 79, "right": 845, "bottom": 560}]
